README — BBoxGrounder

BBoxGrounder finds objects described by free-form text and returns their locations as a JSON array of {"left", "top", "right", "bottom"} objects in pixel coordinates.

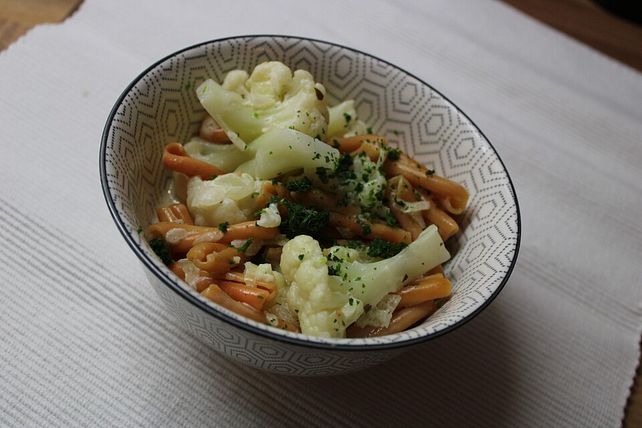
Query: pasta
[{"left": 146, "top": 61, "right": 468, "bottom": 338}]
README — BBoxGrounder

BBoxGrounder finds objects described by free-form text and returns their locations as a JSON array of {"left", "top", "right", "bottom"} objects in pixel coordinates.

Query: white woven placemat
[{"left": 1, "top": 0, "right": 641, "bottom": 426}]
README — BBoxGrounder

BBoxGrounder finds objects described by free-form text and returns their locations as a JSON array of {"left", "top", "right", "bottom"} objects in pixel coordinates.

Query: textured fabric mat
[{"left": 1, "top": 0, "right": 641, "bottom": 426}]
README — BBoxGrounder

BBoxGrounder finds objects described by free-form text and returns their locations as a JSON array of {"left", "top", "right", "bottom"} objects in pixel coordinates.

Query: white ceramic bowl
[{"left": 100, "top": 35, "right": 520, "bottom": 376}]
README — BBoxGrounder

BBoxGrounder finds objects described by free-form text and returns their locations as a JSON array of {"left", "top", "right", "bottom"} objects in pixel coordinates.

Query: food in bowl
[
  {"left": 102, "top": 35, "right": 520, "bottom": 374},
  {"left": 146, "top": 61, "right": 469, "bottom": 339}
]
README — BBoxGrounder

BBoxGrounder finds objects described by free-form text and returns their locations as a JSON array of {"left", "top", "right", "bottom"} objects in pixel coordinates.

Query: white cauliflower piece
[
  {"left": 280, "top": 225, "right": 450, "bottom": 337},
  {"left": 186, "top": 173, "right": 264, "bottom": 226},
  {"left": 350, "top": 152, "right": 388, "bottom": 212},
  {"left": 281, "top": 235, "right": 363, "bottom": 338},
  {"left": 235, "top": 127, "right": 339, "bottom": 179},
  {"left": 343, "top": 225, "right": 450, "bottom": 307},
  {"left": 327, "top": 100, "right": 368, "bottom": 138},
  {"left": 222, "top": 70, "right": 250, "bottom": 94},
  {"left": 256, "top": 203, "right": 281, "bottom": 228},
  {"left": 244, "top": 261, "right": 297, "bottom": 328},
  {"left": 244, "top": 261, "right": 278, "bottom": 285},
  {"left": 355, "top": 294, "right": 401, "bottom": 328},
  {"left": 327, "top": 100, "right": 356, "bottom": 138},
  {"left": 197, "top": 61, "right": 329, "bottom": 147},
  {"left": 183, "top": 136, "right": 253, "bottom": 173}
]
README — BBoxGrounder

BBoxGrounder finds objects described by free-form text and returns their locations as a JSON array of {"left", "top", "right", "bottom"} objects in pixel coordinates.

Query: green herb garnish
[
  {"left": 356, "top": 217, "right": 372, "bottom": 236},
  {"left": 281, "top": 200, "right": 330, "bottom": 238},
  {"left": 149, "top": 238, "right": 173, "bottom": 265},
  {"left": 286, "top": 176, "right": 312, "bottom": 192},
  {"left": 367, "top": 238, "right": 407, "bottom": 258},
  {"left": 238, "top": 238, "right": 254, "bottom": 253},
  {"left": 387, "top": 148, "right": 401, "bottom": 161}
]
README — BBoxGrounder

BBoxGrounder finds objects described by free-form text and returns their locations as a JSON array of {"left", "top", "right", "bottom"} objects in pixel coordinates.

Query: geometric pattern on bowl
[{"left": 101, "top": 35, "right": 520, "bottom": 375}]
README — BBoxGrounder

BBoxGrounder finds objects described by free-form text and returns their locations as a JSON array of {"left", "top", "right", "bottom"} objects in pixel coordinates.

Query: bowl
[{"left": 100, "top": 35, "right": 521, "bottom": 376}]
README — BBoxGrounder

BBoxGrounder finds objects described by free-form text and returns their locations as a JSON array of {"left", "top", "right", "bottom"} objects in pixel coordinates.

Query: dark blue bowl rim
[{"left": 100, "top": 34, "right": 522, "bottom": 352}]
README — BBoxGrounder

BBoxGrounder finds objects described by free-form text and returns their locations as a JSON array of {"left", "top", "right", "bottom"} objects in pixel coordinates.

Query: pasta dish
[{"left": 146, "top": 61, "right": 468, "bottom": 338}]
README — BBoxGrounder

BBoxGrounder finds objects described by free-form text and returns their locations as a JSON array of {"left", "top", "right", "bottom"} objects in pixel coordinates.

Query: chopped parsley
[
  {"left": 337, "top": 194, "right": 350, "bottom": 207},
  {"left": 286, "top": 176, "right": 312, "bottom": 192},
  {"left": 356, "top": 217, "right": 372, "bottom": 236},
  {"left": 335, "top": 153, "right": 353, "bottom": 175},
  {"left": 326, "top": 252, "right": 342, "bottom": 262},
  {"left": 343, "top": 112, "right": 352, "bottom": 123},
  {"left": 281, "top": 200, "right": 330, "bottom": 238},
  {"left": 298, "top": 254, "right": 305, "bottom": 261},
  {"left": 346, "top": 240, "right": 365, "bottom": 249},
  {"left": 381, "top": 211, "right": 398, "bottom": 227},
  {"left": 217, "top": 222, "right": 229, "bottom": 233},
  {"left": 315, "top": 167, "right": 330, "bottom": 184},
  {"left": 149, "top": 238, "right": 173, "bottom": 265},
  {"left": 387, "top": 148, "right": 401, "bottom": 161},
  {"left": 367, "top": 238, "right": 407, "bottom": 258}
]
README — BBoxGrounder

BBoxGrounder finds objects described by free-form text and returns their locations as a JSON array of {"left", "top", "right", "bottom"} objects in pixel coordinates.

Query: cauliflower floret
[
  {"left": 197, "top": 61, "right": 329, "bottom": 148},
  {"left": 355, "top": 294, "right": 401, "bottom": 328},
  {"left": 222, "top": 70, "right": 250, "bottom": 94},
  {"left": 243, "top": 62, "right": 292, "bottom": 109},
  {"left": 245, "top": 261, "right": 298, "bottom": 329},
  {"left": 280, "top": 226, "right": 450, "bottom": 337},
  {"left": 350, "top": 152, "right": 388, "bottom": 212},
  {"left": 311, "top": 142, "right": 389, "bottom": 217},
  {"left": 327, "top": 100, "right": 354, "bottom": 138},
  {"left": 244, "top": 262, "right": 277, "bottom": 284},
  {"left": 186, "top": 173, "right": 264, "bottom": 226},
  {"left": 183, "top": 136, "right": 253, "bottom": 173},
  {"left": 344, "top": 225, "right": 450, "bottom": 306},
  {"left": 281, "top": 235, "right": 363, "bottom": 338},
  {"left": 327, "top": 100, "right": 368, "bottom": 138},
  {"left": 256, "top": 203, "right": 281, "bottom": 228},
  {"left": 235, "top": 127, "right": 339, "bottom": 179}
]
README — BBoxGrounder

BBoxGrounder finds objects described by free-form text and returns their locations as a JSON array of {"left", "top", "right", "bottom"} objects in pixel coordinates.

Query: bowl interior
[{"left": 102, "top": 35, "right": 520, "bottom": 348}]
